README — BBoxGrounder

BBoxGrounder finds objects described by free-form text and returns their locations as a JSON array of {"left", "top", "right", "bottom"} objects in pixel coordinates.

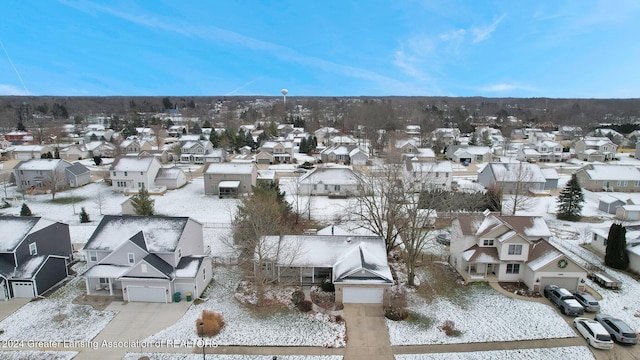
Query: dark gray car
[
  {"left": 595, "top": 314, "right": 638, "bottom": 345},
  {"left": 572, "top": 291, "right": 600, "bottom": 312}
]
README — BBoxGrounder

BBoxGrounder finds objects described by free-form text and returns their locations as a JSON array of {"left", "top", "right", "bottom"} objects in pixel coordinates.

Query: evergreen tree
[
  {"left": 79, "top": 207, "right": 90, "bottom": 223},
  {"left": 605, "top": 223, "right": 629, "bottom": 270},
  {"left": 269, "top": 121, "right": 278, "bottom": 136},
  {"left": 20, "top": 203, "right": 32, "bottom": 216},
  {"left": 556, "top": 174, "right": 585, "bottom": 221},
  {"left": 191, "top": 123, "right": 202, "bottom": 134},
  {"left": 299, "top": 138, "right": 307, "bottom": 153},
  {"left": 209, "top": 130, "right": 220, "bottom": 148},
  {"left": 130, "top": 186, "right": 155, "bottom": 216}
]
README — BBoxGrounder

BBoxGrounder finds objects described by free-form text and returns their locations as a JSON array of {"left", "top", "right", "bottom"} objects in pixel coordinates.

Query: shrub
[
  {"left": 291, "top": 290, "right": 305, "bottom": 305},
  {"left": 335, "top": 314, "right": 344, "bottom": 322},
  {"left": 297, "top": 300, "right": 313, "bottom": 312},
  {"left": 196, "top": 310, "right": 225, "bottom": 337},
  {"left": 79, "top": 207, "right": 90, "bottom": 223},
  {"left": 20, "top": 203, "right": 32, "bottom": 216},
  {"left": 384, "top": 307, "right": 408, "bottom": 321},
  {"left": 320, "top": 278, "right": 335, "bottom": 292},
  {"left": 438, "top": 320, "right": 462, "bottom": 337}
]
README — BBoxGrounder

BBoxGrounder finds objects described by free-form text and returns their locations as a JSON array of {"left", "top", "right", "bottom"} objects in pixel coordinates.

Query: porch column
[
  {"left": 108, "top": 279, "right": 114, "bottom": 296},
  {"left": 85, "top": 278, "right": 91, "bottom": 295},
  {"left": 277, "top": 266, "right": 281, "bottom": 282},
  {"left": 312, "top": 267, "right": 315, "bottom": 283}
]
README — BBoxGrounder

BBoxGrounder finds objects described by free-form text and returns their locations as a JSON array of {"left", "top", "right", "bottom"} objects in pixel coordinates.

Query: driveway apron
[{"left": 343, "top": 304, "right": 394, "bottom": 360}]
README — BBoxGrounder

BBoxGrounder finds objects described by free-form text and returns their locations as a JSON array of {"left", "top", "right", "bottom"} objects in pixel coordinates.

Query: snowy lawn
[
  {"left": 146, "top": 266, "right": 346, "bottom": 347},
  {"left": 394, "top": 346, "right": 594, "bottom": 360},
  {"left": 0, "top": 263, "right": 116, "bottom": 342},
  {"left": 125, "top": 355, "right": 341, "bottom": 360},
  {"left": 387, "top": 280, "right": 576, "bottom": 345}
]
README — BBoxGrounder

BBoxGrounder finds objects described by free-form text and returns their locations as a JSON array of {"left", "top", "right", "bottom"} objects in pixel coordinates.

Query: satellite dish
[{"left": 281, "top": 89, "right": 288, "bottom": 96}]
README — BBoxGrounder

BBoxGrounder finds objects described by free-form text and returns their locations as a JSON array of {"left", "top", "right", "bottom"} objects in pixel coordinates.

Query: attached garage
[
  {"left": 174, "top": 283, "right": 195, "bottom": 299},
  {"left": 539, "top": 277, "right": 580, "bottom": 292},
  {"left": 11, "top": 281, "right": 35, "bottom": 298},
  {"left": 127, "top": 286, "right": 168, "bottom": 303},
  {"left": 343, "top": 287, "right": 384, "bottom": 304}
]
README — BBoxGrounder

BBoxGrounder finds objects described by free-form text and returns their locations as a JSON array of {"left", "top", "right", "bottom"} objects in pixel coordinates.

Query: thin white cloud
[
  {"left": 60, "top": 0, "right": 418, "bottom": 94},
  {"left": 471, "top": 14, "right": 506, "bottom": 43},
  {"left": 0, "top": 84, "right": 28, "bottom": 95},
  {"left": 479, "top": 83, "right": 537, "bottom": 93}
]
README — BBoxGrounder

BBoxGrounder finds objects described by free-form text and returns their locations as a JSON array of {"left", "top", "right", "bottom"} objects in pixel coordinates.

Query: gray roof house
[
  {"left": 574, "top": 137, "right": 617, "bottom": 162},
  {"left": 450, "top": 214, "right": 587, "bottom": 292},
  {"left": 13, "top": 159, "right": 73, "bottom": 192},
  {"left": 298, "top": 165, "right": 359, "bottom": 197},
  {"left": 477, "top": 162, "right": 550, "bottom": 193},
  {"left": 258, "top": 234, "right": 393, "bottom": 306},
  {"left": 80, "top": 216, "right": 212, "bottom": 302},
  {"left": 204, "top": 162, "right": 257, "bottom": 196},
  {"left": 65, "top": 162, "right": 91, "bottom": 188},
  {"left": 574, "top": 164, "right": 640, "bottom": 192},
  {"left": 0, "top": 217, "right": 72, "bottom": 300}
]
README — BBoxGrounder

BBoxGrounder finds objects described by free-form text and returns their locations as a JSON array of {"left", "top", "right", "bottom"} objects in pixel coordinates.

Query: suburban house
[
  {"left": 256, "top": 141, "right": 294, "bottom": 164},
  {"left": 119, "top": 139, "right": 153, "bottom": 155},
  {"left": 517, "top": 141, "right": 566, "bottom": 163},
  {"left": 0, "top": 217, "right": 73, "bottom": 300},
  {"left": 448, "top": 146, "right": 493, "bottom": 164},
  {"left": 314, "top": 127, "right": 341, "bottom": 145},
  {"left": 8, "top": 145, "right": 53, "bottom": 160},
  {"left": 257, "top": 234, "right": 393, "bottom": 306},
  {"left": 109, "top": 156, "right": 162, "bottom": 193},
  {"left": 591, "top": 225, "right": 640, "bottom": 274},
  {"left": 477, "top": 162, "right": 550, "bottom": 193},
  {"left": 80, "top": 216, "right": 212, "bottom": 302},
  {"left": 297, "top": 165, "right": 359, "bottom": 197},
  {"left": 320, "top": 145, "right": 357, "bottom": 164},
  {"left": 13, "top": 159, "right": 73, "bottom": 192},
  {"left": 450, "top": 213, "right": 587, "bottom": 291},
  {"left": 598, "top": 195, "right": 626, "bottom": 214},
  {"left": 404, "top": 160, "right": 453, "bottom": 190},
  {"left": 65, "top": 162, "right": 91, "bottom": 188},
  {"left": 395, "top": 139, "right": 419, "bottom": 157},
  {"left": 58, "top": 144, "right": 90, "bottom": 161},
  {"left": 574, "top": 164, "right": 640, "bottom": 192},
  {"left": 85, "top": 141, "right": 117, "bottom": 158},
  {"left": 179, "top": 139, "right": 213, "bottom": 164},
  {"left": 4, "top": 131, "right": 33, "bottom": 143},
  {"left": 84, "top": 129, "right": 114, "bottom": 142},
  {"left": 574, "top": 137, "right": 618, "bottom": 162},
  {"left": 203, "top": 148, "right": 228, "bottom": 163},
  {"left": 203, "top": 162, "right": 257, "bottom": 196},
  {"left": 432, "top": 128, "right": 460, "bottom": 146},
  {"left": 349, "top": 147, "right": 369, "bottom": 166},
  {"left": 154, "top": 167, "right": 187, "bottom": 190},
  {"left": 559, "top": 126, "right": 583, "bottom": 140},
  {"left": 327, "top": 135, "right": 358, "bottom": 147}
]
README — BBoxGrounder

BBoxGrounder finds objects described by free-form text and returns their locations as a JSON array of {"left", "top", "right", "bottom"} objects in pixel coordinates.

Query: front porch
[
  {"left": 268, "top": 265, "right": 332, "bottom": 285},
  {"left": 461, "top": 263, "right": 499, "bottom": 283}
]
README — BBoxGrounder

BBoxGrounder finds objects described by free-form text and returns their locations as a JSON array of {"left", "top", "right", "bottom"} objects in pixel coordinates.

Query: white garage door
[
  {"left": 540, "top": 277, "right": 579, "bottom": 292},
  {"left": 127, "top": 286, "right": 167, "bottom": 303},
  {"left": 343, "top": 287, "right": 383, "bottom": 304},
  {"left": 12, "top": 281, "right": 35, "bottom": 298}
]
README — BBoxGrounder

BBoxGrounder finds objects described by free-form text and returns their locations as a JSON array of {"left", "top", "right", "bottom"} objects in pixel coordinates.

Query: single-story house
[
  {"left": 297, "top": 165, "right": 359, "bottom": 197},
  {"left": 598, "top": 195, "right": 625, "bottom": 214},
  {"left": 65, "top": 162, "right": 91, "bottom": 188},
  {"left": 258, "top": 234, "right": 393, "bottom": 306},
  {"left": 574, "top": 164, "right": 640, "bottom": 192}
]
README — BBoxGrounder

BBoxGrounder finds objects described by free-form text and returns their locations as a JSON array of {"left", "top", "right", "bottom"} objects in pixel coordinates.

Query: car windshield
[
  {"left": 589, "top": 302, "right": 599, "bottom": 305},
  {"left": 596, "top": 334, "right": 612, "bottom": 342},
  {"left": 622, "top": 332, "right": 637, "bottom": 338}
]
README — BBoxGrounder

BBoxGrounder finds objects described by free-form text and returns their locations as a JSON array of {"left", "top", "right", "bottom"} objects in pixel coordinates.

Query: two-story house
[
  {"left": 298, "top": 165, "right": 359, "bottom": 197},
  {"left": 256, "top": 140, "right": 294, "bottom": 164},
  {"left": 180, "top": 139, "right": 213, "bottom": 164},
  {"left": 85, "top": 141, "right": 117, "bottom": 158},
  {"left": 80, "top": 216, "right": 212, "bottom": 302},
  {"left": 517, "top": 141, "right": 565, "bottom": 163},
  {"left": 13, "top": 159, "right": 74, "bottom": 192},
  {"left": 203, "top": 162, "right": 257, "bottom": 196},
  {"left": 574, "top": 164, "right": 640, "bottom": 192},
  {"left": 404, "top": 160, "right": 453, "bottom": 190},
  {"left": 109, "top": 156, "right": 162, "bottom": 193},
  {"left": 119, "top": 139, "right": 153, "bottom": 155},
  {"left": 450, "top": 213, "right": 587, "bottom": 292},
  {"left": 574, "top": 137, "right": 617, "bottom": 162},
  {"left": 0, "top": 217, "right": 72, "bottom": 299}
]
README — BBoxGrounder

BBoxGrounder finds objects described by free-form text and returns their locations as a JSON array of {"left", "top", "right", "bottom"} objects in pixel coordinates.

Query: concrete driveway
[
  {"left": 343, "top": 304, "right": 394, "bottom": 360},
  {"left": 0, "top": 298, "right": 30, "bottom": 321}
]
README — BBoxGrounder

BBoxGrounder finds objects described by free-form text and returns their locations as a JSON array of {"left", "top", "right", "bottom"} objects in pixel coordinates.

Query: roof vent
[{"left": 483, "top": 209, "right": 491, "bottom": 217}]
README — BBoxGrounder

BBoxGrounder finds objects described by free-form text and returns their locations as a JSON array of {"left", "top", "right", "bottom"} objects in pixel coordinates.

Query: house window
[
  {"left": 138, "top": 182, "right": 144, "bottom": 188},
  {"left": 99, "top": 278, "right": 109, "bottom": 285},
  {"left": 261, "top": 262, "right": 272, "bottom": 272},
  {"left": 89, "top": 251, "right": 98, "bottom": 262},
  {"left": 435, "top": 172, "right": 439, "bottom": 177},
  {"left": 313, "top": 184, "right": 317, "bottom": 190},
  {"left": 603, "top": 146, "right": 608, "bottom": 151},
  {"left": 483, "top": 239, "right": 494, "bottom": 246},
  {"left": 635, "top": 181, "right": 640, "bottom": 187},
  {"left": 113, "top": 171, "right": 116, "bottom": 176},
  {"left": 128, "top": 253, "right": 135, "bottom": 264},
  {"left": 508, "top": 244, "right": 523, "bottom": 255},
  {"left": 29, "top": 242, "right": 37, "bottom": 255},
  {"left": 334, "top": 185, "right": 340, "bottom": 192},
  {"left": 177, "top": 248, "right": 182, "bottom": 258},
  {"left": 203, "top": 268, "right": 206, "bottom": 280},
  {"left": 618, "top": 180, "right": 628, "bottom": 187},
  {"left": 140, "top": 172, "right": 143, "bottom": 175},
  {"left": 603, "top": 237, "right": 608, "bottom": 246},
  {"left": 141, "top": 263, "right": 148, "bottom": 273},
  {"left": 506, "top": 264, "right": 520, "bottom": 274},
  {"left": 124, "top": 171, "right": 128, "bottom": 176},
  {"left": 324, "top": 185, "right": 329, "bottom": 191}
]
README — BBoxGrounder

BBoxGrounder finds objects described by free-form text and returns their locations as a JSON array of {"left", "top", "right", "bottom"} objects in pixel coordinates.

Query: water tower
[{"left": 281, "top": 88, "right": 288, "bottom": 105}]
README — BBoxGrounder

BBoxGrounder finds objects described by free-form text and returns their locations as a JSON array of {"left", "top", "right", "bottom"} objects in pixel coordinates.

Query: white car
[{"left": 574, "top": 317, "right": 614, "bottom": 349}]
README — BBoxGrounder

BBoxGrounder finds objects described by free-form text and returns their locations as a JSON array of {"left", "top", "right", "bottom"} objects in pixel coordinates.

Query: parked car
[
  {"left": 574, "top": 317, "right": 614, "bottom": 349},
  {"left": 544, "top": 284, "right": 584, "bottom": 316},
  {"left": 595, "top": 314, "right": 638, "bottom": 345},
  {"left": 436, "top": 233, "right": 451, "bottom": 245},
  {"left": 572, "top": 291, "right": 600, "bottom": 312}
]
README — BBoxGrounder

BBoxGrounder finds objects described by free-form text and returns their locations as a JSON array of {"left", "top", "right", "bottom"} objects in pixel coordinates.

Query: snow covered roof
[
  {"left": 487, "top": 162, "right": 546, "bottom": 183},
  {"left": 12, "top": 255, "right": 47, "bottom": 279},
  {"left": 581, "top": 164, "right": 640, "bottom": 181},
  {"left": 219, "top": 180, "right": 240, "bottom": 188},
  {"left": 409, "top": 161, "right": 453, "bottom": 173},
  {"left": 110, "top": 156, "right": 157, "bottom": 172},
  {"left": 155, "top": 167, "right": 184, "bottom": 180},
  {"left": 0, "top": 217, "right": 41, "bottom": 252},
  {"left": 16, "top": 159, "right": 69, "bottom": 171},
  {"left": 81, "top": 264, "right": 130, "bottom": 278},
  {"left": 204, "top": 162, "right": 255, "bottom": 175},
  {"left": 317, "top": 224, "right": 351, "bottom": 236},
  {"left": 540, "top": 168, "right": 559, "bottom": 180},
  {"left": 333, "top": 244, "right": 393, "bottom": 284},
  {"left": 299, "top": 166, "right": 358, "bottom": 185},
  {"left": 458, "top": 214, "right": 552, "bottom": 239},
  {"left": 175, "top": 256, "right": 205, "bottom": 278},
  {"left": 10, "top": 145, "right": 48, "bottom": 152},
  {"left": 527, "top": 240, "right": 565, "bottom": 271},
  {"left": 462, "top": 245, "right": 499, "bottom": 263},
  {"left": 257, "top": 170, "right": 276, "bottom": 181},
  {"left": 83, "top": 216, "right": 190, "bottom": 253},
  {"left": 454, "top": 146, "right": 491, "bottom": 155}
]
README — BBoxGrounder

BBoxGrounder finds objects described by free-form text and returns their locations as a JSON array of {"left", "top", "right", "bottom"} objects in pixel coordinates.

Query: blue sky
[{"left": 1, "top": 0, "right": 639, "bottom": 98}]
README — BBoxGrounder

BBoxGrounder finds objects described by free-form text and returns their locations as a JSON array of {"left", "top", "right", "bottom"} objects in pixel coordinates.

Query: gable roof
[
  {"left": 16, "top": 159, "right": 70, "bottom": 171},
  {"left": 155, "top": 167, "right": 184, "bottom": 180},
  {"left": 457, "top": 214, "right": 552, "bottom": 239},
  {"left": 579, "top": 164, "right": 640, "bottom": 181},
  {"left": 526, "top": 240, "right": 564, "bottom": 271},
  {"left": 299, "top": 166, "right": 358, "bottom": 185},
  {"left": 175, "top": 256, "right": 206, "bottom": 278},
  {"left": 204, "top": 162, "right": 255, "bottom": 175},
  {"left": 484, "top": 162, "right": 546, "bottom": 183},
  {"left": 110, "top": 156, "right": 157, "bottom": 172},
  {"left": 462, "top": 244, "right": 499, "bottom": 263},
  {"left": 65, "top": 162, "right": 90, "bottom": 176},
  {"left": 83, "top": 215, "right": 189, "bottom": 253},
  {"left": 333, "top": 244, "right": 393, "bottom": 283},
  {"left": 141, "top": 254, "right": 174, "bottom": 278},
  {"left": 0, "top": 216, "right": 42, "bottom": 252}
]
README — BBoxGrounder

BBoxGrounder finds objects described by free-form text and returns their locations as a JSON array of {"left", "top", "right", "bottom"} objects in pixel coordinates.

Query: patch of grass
[
  {"left": 50, "top": 196, "right": 87, "bottom": 204},
  {"left": 404, "top": 310, "right": 433, "bottom": 329},
  {"left": 416, "top": 261, "right": 467, "bottom": 307}
]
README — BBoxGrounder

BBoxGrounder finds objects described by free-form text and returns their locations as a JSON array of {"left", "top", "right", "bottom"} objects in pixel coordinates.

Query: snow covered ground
[
  {"left": 125, "top": 355, "right": 341, "bottom": 360},
  {"left": 387, "top": 282, "right": 576, "bottom": 345},
  {"left": 0, "top": 351, "right": 77, "bottom": 359},
  {"left": 145, "top": 267, "right": 346, "bottom": 348},
  {"left": 394, "top": 346, "right": 594, "bottom": 360},
  {"left": 0, "top": 263, "right": 116, "bottom": 342}
]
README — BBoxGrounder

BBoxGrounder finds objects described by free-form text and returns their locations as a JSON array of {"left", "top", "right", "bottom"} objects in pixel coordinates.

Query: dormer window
[
  {"left": 508, "top": 244, "right": 523, "bottom": 255},
  {"left": 483, "top": 239, "right": 494, "bottom": 246}
]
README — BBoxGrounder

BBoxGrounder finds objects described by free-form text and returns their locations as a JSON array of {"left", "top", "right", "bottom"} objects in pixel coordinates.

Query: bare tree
[
  {"left": 491, "top": 162, "right": 538, "bottom": 215},
  {"left": 93, "top": 190, "right": 106, "bottom": 215},
  {"left": 43, "top": 166, "right": 68, "bottom": 200}
]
